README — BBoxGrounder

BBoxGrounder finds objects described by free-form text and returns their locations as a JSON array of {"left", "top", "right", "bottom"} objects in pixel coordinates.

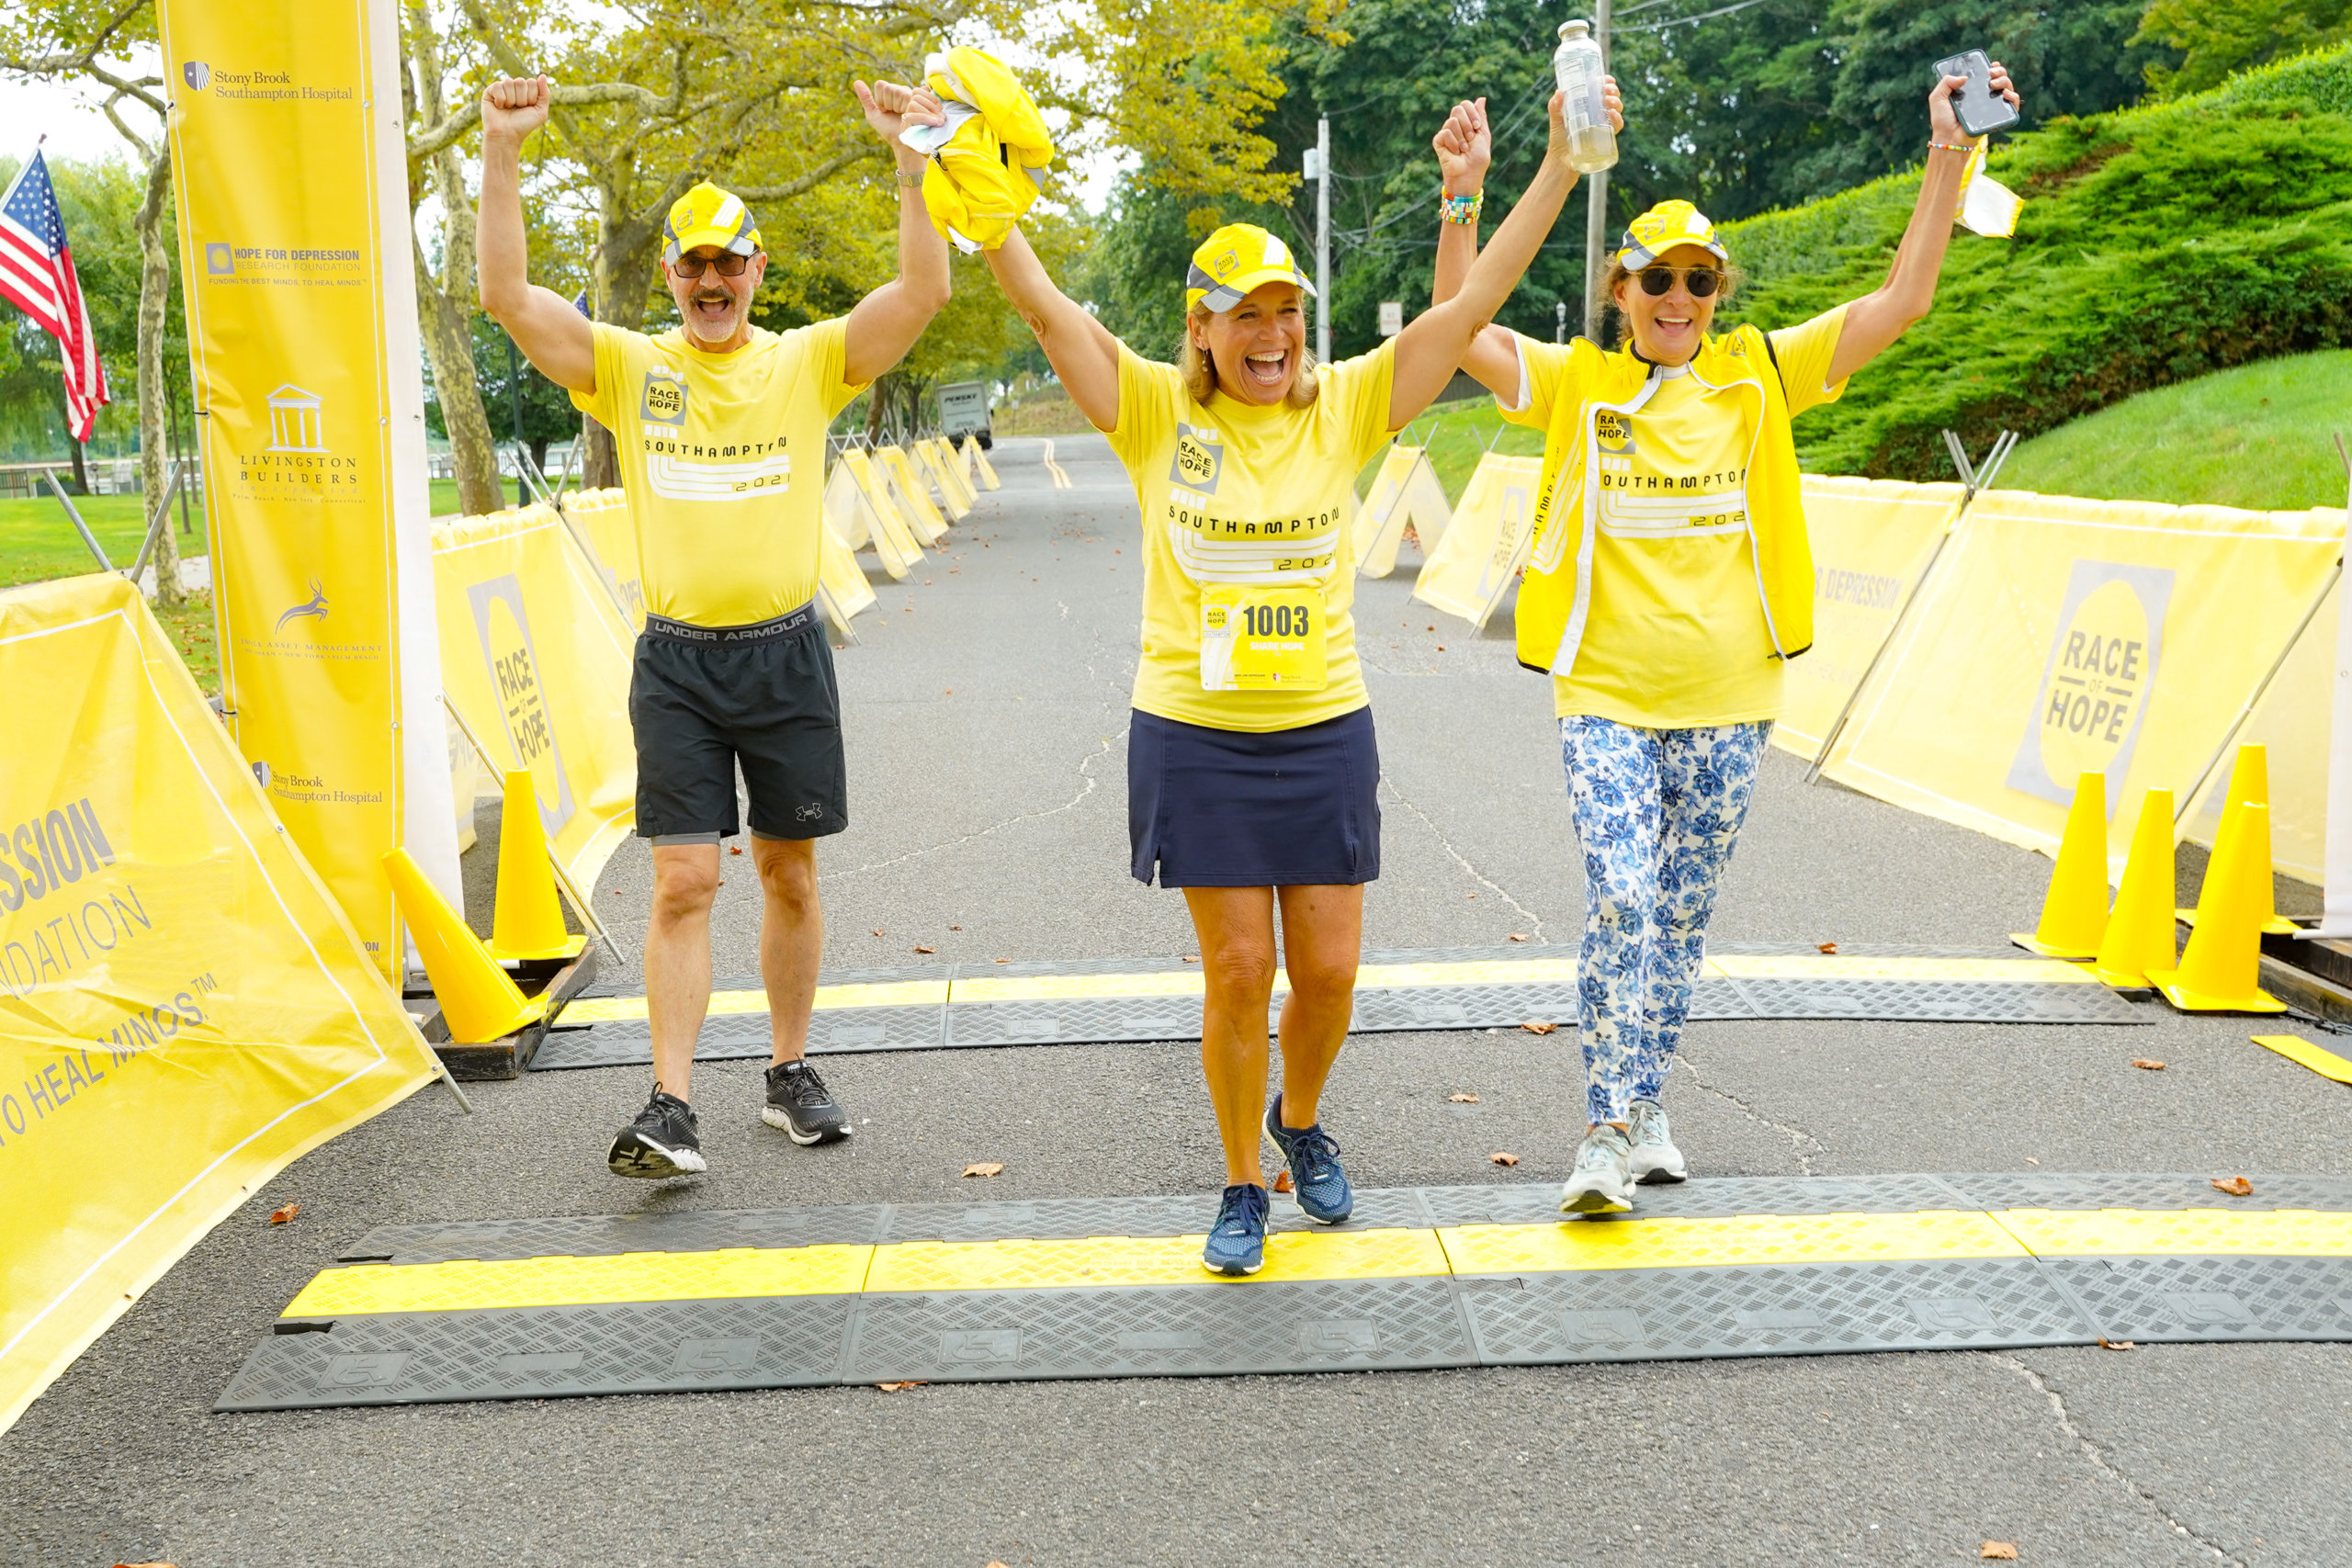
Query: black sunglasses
[
  {"left": 1635, "top": 265, "right": 1722, "bottom": 298},
  {"left": 672, "top": 252, "right": 751, "bottom": 279}
]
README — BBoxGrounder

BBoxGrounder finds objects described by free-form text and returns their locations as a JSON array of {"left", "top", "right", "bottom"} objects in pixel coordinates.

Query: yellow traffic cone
[
  {"left": 2177, "top": 744, "right": 2297, "bottom": 935},
  {"left": 2147, "top": 801, "right": 2286, "bottom": 1013},
  {"left": 2012, "top": 770, "right": 2109, "bottom": 959},
  {"left": 487, "top": 769, "right": 586, "bottom": 964},
  {"left": 385, "top": 848, "right": 550, "bottom": 1043},
  {"left": 2091, "top": 788, "right": 2177, "bottom": 988}
]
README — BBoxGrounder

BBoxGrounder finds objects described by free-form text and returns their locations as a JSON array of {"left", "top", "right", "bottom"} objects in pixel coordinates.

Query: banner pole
[
  {"left": 2304, "top": 434, "right": 2352, "bottom": 938},
  {"left": 439, "top": 691, "right": 628, "bottom": 966},
  {"left": 1804, "top": 431, "right": 2013, "bottom": 784},
  {"left": 41, "top": 470, "right": 114, "bottom": 570},
  {"left": 2175, "top": 558, "right": 2343, "bottom": 830},
  {"left": 122, "top": 461, "right": 186, "bottom": 586}
]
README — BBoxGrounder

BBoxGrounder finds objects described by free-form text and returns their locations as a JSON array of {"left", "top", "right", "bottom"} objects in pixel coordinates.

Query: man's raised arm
[
  {"left": 477, "top": 76, "right": 596, "bottom": 394},
  {"left": 842, "top": 80, "right": 952, "bottom": 388}
]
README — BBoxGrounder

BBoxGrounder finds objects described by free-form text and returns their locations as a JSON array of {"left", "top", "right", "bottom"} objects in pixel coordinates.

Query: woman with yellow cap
[
  {"left": 983, "top": 85, "right": 1618, "bottom": 1275},
  {"left": 1428, "top": 65, "right": 2018, "bottom": 1216}
]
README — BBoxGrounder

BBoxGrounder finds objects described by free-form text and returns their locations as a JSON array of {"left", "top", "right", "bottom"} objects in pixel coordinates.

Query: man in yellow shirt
[{"left": 476, "top": 73, "right": 950, "bottom": 1179}]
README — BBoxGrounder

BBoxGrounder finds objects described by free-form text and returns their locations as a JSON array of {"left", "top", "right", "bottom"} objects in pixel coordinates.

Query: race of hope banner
[
  {"left": 159, "top": 0, "right": 459, "bottom": 978},
  {"left": 0, "top": 576, "right": 438, "bottom": 1436}
]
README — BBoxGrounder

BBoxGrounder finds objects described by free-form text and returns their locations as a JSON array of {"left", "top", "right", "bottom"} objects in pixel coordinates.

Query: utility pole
[
  {"left": 1581, "top": 0, "right": 1613, "bottom": 344},
  {"left": 1556, "top": 300, "right": 1567, "bottom": 344},
  {"left": 1314, "top": 117, "right": 1332, "bottom": 366}
]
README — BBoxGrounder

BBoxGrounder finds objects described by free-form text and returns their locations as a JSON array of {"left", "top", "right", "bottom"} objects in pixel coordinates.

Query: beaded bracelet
[
  {"left": 1928, "top": 139, "right": 1979, "bottom": 156},
  {"left": 1440, "top": 189, "right": 1483, "bottom": 226}
]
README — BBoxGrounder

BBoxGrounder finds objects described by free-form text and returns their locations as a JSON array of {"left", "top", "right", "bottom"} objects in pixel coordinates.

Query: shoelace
[
  {"left": 1213, "top": 1184, "right": 1270, "bottom": 1235},
  {"left": 1284, "top": 1124, "right": 1343, "bottom": 1179},
  {"left": 781, "top": 1064, "right": 831, "bottom": 1105}
]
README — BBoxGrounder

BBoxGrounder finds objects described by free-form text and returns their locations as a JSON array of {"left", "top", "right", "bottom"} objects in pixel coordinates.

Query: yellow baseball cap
[
  {"left": 1616, "top": 200, "right": 1728, "bottom": 269},
  {"left": 663, "top": 182, "right": 762, "bottom": 264},
  {"left": 1185, "top": 223, "right": 1316, "bottom": 314}
]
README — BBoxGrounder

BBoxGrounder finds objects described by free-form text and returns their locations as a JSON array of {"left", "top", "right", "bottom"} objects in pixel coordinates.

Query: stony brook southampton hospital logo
[
  {"left": 184, "top": 61, "right": 210, "bottom": 91},
  {"left": 2005, "top": 558, "right": 2175, "bottom": 809}
]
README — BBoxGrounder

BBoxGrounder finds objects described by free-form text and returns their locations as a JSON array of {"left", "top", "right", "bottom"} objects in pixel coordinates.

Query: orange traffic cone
[
  {"left": 2178, "top": 744, "right": 2297, "bottom": 935},
  {"left": 2091, "top": 788, "right": 2177, "bottom": 989},
  {"left": 2012, "top": 771, "right": 2109, "bottom": 959},
  {"left": 487, "top": 770, "right": 585, "bottom": 964},
  {"left": 2147, "top": 800, "right": 2286, "bottom": 1013},
  {"left": 386, "top": 848, "right": 549, "bottom": 1043}
]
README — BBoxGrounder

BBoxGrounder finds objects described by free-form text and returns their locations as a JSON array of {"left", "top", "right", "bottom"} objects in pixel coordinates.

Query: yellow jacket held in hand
[
  {"left": 1515, "top": 327, "right": 1817, "bottom": 679},
  {"left": 908, "top": 46, "right": 1053, "bottom": 253}
]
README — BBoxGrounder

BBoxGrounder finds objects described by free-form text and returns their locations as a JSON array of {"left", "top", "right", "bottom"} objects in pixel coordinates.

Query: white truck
[{"left": 936, "top": 380, "right": 993, "bottom": 450}]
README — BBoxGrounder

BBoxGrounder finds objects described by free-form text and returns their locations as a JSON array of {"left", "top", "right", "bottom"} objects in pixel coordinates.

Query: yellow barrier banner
[
  {"left": 561, "top": 487, "right": 643, "bottom": 629},
  {"left": 1412, "top": 452, "right": 1542, "bottom": 629},
  {"left": 432, "top": 507, "right": 637, "bottom": 896},
  {"left": 919, "top": 439, "right": 974, "bottom": 517},
  {"left": 1772, "top": 477, "right": 1961, "bottom": 758},
  {"left": 877, "top": 446, "right": 948, "bottom": 544},
  {"left": 160, "top": 0, "right": 458, "bottom": 979},
  {"left": 2184, "top": 575, "right": 2336, "bottom": 884},
  {"left": 1355, "top": 445, "right": 1451, "bottom": 578},
  {"left": 0, "top": 574, "right": 436, "bottom": 1435},
  {"left": 828, "top": 454, "right": 920, "bottom": 578},
  {"left": 1823, "top": 491, "right": 2346, "bottom": 869},
  {"left": 966, "top": 435, "right": 1001, "bottom": 491},
  {"left": 819, "top": 518, "right": 878, "bottom": 626}
]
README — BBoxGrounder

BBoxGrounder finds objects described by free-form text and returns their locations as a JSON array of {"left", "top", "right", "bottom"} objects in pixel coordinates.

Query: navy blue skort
[{"left": 1127, "top": 706, "right": 1382, "bottom": 888}]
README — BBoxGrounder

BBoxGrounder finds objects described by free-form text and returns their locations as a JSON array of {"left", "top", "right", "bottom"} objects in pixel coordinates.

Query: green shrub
[{"left": 1714, "top": 46, "right": 2352, "bottom": 476}]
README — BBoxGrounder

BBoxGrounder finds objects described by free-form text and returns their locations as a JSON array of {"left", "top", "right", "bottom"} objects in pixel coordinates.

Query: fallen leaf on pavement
[
  {"left": 728, "top": 844, "right": 743, "bottom": 856},
  {"left": 1980, "top": 1545, "right": 2018, "bottom": 1562},
  {"left": 872, "top": 929, "right": 885, "bottom": 936},
  {"left": 1449, "top": 1092, "right": 1481, "bottom": 1103},
  {"left": 1272, "top": 1170, "right": 1294, "bottom": 1193},
  {"left": 267, "top": 1203, "right": 300, "bottom": 1225},
  {"left": 2098, "top": 1337, "right": 2135, "bottom": 1351},
  {"left": 1182, "top": 954, "right": 1200, "bottom": 963},
  {"left": 2211, "top": 1175, "right": 2254, "bottom": 1196},
  {"left": 993, "top": 957, "right": 1009, "bottom": 964},
  {"left": 1489, "top": 1152, "right": 1521, "bottom": 1167},
  {"left": 2132, "top": 1058, "right": 2165, "bottom": 1070},
  {"left": 1817, "top": 942, "right": 1838, "bottom": 953},
  {"left": 1507, "top": 933, "right": 1529, "bottom": 942},
  {"left": 1521, "top": 1021, "right": 1556, "bottom": 1034},
  {"left": 962, "top": 1162, "right": 1005, "bottom": 1179},
  {"left": 2025, "top": 1157, "right": 2040, "bottom": 1166},
  {"left": 914, "top": 945, "right": 936, "bottom": 954},
  {"left": 951, "top": 926, "right": 962, "bottom": 931},
  {"left": 875, "top": 1382, "right": 926, "bottom": 1393},
  {"left": 113, "top": 1562, "right": 180, "bottom": 1567}
]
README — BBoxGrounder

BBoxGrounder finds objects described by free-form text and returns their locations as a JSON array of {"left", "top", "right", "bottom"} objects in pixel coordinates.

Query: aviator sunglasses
[
  {"left": 672, "top": 251, "right": 752, "bottom": 279},
  {"left": 1634, "top": 264, "right": 1723, "bottom": 298}
]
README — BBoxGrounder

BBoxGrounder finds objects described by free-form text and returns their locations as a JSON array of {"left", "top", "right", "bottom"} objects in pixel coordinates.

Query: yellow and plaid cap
[
  {"left": 1185, "top": 223, "right": 1316, "bottom": 314},
  {"left": 662, "top": 182, "right": 761, "bottom": 264},
  {"left": 1616, "top": 199, "right": 1728, "bottom": 269}
]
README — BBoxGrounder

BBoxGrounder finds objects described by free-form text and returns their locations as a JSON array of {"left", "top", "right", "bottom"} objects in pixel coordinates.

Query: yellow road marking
[
  {"left": 1042, "top": 439, "right": 1072, "bottom": 489},
  {"left": 950, "top": 970, "right": 1204, "bottom": 1003},
  {"left": 1440, "top": 1211, "right": 2028, "bottom": 1275},
  {"left": 560, "top": 979, "right": 948, "bottom": 1025},
  {"left": 865, "top": 1227, "right": 1447, "bottom": 1292},
  {"left": 1704, "top": 954, "right": 2099, "bottom": 984},
  {"left": 2252, "top": 1033, "right": 2352, "bottom": 1084},
  {"left": 1993, "top": 1208, "right": 2352, "bottom": 1258},
  {"left": 284, "top": 1246, "right": 875, "bottom": 1316}
]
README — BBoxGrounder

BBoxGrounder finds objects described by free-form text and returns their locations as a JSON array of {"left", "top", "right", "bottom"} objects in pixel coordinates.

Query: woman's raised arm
[
  {"left": 984, "top": 228, "right": 1124, "bottom": 432},
  {"left": 1826, "top": 62, "right": 2020, "bottom": 384}
]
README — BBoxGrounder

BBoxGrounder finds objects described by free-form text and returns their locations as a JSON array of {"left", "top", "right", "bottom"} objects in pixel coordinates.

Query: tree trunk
[
  {"left": 582, "top": 414, "right": 617, "bottom": 491},
  {"left": 131, "top": 138, "right": 184, "bottom": 607}
]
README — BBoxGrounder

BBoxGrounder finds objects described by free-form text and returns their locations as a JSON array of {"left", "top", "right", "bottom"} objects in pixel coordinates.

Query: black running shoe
[
  {"left": 763, "top": 1058, "right": 851, "bottom": 1145},
  {"left": 607, "top": 1088, "right": 707, "bottom": 1179}
]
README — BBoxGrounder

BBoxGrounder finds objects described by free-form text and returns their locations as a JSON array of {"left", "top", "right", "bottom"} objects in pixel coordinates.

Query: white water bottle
[{"left": 1553, "top": 20, "right": 1618, "bottom": 174}]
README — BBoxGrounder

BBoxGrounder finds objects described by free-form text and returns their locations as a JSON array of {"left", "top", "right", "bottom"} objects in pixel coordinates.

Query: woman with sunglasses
[
  {"left": 1430, "top": 63, "right": 2018, "bottom": 1213},
  {"left": 981, "top": 85, "right": 1616, "bottom": 1275}
]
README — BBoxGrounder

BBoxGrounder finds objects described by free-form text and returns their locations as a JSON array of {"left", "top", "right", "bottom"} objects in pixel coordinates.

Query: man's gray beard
[{"left": 685, "top": 297, "right": 737, "bottom": 343}]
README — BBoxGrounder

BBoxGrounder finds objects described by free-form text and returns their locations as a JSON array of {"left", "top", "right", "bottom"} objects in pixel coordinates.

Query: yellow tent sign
[
  {"left": 1413, "top": 452, "right": 1542, "bottom": 629},
  {"left": 0, "top": 574, "right": 436, "bottom": 1436}
]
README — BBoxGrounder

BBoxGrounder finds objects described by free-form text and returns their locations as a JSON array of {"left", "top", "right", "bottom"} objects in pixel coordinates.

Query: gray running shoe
[
  {"left": 1626, "top": 1099, "right": 1689, "bottom": 1184},
  {"left": 1559, "top": 1122, "right": 1635, "bottom": 1215}
]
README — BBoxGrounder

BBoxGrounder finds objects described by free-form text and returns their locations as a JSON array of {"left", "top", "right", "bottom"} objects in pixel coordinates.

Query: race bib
[{"left": 1199, "top": 584, "right": 1327, "bottom": 692}]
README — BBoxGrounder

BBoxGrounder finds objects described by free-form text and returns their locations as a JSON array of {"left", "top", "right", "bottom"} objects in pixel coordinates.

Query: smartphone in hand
[{"left": 1932, "top": 49, "right": 2019, "bottom": 138}]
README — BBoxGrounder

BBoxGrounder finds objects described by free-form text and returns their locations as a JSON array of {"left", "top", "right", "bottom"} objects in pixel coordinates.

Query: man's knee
[
  {"left": 650, "top": 855, "right": 720, "bottom": 920},
  {"left": 752, "top": 838, "right": 819, "bottom": 916}
]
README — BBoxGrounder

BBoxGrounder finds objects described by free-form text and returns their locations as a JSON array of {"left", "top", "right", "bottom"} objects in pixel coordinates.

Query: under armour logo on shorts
[{"left": 795, "top": 802, "right": 823, "bottom": 821}]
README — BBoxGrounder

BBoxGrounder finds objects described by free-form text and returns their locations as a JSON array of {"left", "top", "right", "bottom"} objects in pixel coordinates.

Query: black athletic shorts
[{"left": 628, "top": 609, "right": 848, "bottom": 841}]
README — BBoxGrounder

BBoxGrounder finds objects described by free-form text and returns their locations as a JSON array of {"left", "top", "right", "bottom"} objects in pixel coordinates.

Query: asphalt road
[{"left": 8, "top": 434, "right": 2349, "bottom": 1568}]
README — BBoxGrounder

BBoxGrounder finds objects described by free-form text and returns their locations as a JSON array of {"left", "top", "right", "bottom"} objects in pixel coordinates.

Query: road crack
[
  {"left": 1379, "top": 776, "right": 1548, "bottom": 941},
  {"left": 1989, "top": 1354, "right": 2246, "bottom": 1566},
  {"left": 1670, "top": 1047, "right": 1826, "bottom": 1175},
  {"left": 824, "top": 732, "right": 1119, "bottom": 885}
]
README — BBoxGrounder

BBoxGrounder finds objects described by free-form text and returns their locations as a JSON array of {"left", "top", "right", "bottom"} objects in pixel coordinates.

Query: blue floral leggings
[{"left": 1560, "top": 716, "right": 1771, "bottom": 1126}]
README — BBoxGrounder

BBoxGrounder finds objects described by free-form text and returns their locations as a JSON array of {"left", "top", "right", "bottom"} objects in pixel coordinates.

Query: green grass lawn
[
  {"left": 1357, "top": 392, "right": 1545, "bottom": 504},
  {"left": 1991, "top": 351, "right": 2352, "bottom": 512}
]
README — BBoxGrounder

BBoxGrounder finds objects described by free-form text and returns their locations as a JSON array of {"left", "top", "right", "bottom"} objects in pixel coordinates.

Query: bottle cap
[{"left": 1559, "top": 19, "right": 1590, "bottom": 39}]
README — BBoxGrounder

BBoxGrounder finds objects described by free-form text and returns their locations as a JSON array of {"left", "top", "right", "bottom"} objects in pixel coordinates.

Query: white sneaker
[
  {"left": 1559, "top": 1123, "right": 1635, "bottom": 1215},
  {"left": 1626, "top": 1099, "right": 1688, "bottom": 1185}
]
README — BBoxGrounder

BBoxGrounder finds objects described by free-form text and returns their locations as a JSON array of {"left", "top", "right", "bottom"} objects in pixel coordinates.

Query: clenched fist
[{"left": 482, "top": 75, "right": 550, "bottom": 142}]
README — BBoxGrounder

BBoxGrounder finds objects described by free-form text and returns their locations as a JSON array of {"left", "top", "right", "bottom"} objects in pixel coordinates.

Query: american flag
[{"left": 0, "top": 148, "right": 109, "bottom": 442}]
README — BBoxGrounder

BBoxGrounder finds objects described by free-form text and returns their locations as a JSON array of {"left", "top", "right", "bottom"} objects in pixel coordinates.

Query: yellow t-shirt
[
  {"left": 571, "top": 318, "right": 865, "bottom": 627},
  {"left": 1505, "top": 307, "right": 1849, "bottom": 726},
  {"left": 1106, "top": 340, "right": 1396, "bottom": 732}
]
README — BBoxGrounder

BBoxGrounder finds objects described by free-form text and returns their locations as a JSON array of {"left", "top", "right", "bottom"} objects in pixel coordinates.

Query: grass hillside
[
  {"left": 1997, "top": 350, "right": 2352, "bottom": 510},
  {"left": 1719, "top": 46, "right": 2352, "bottom": 479}
]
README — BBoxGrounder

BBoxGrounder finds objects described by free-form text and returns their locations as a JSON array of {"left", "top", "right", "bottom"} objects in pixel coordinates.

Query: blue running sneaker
[
  {"left": 1264, "top": 1094, "right": 1354, "bottom": 1224},
  {"left": 1202, "top": 1183, "right": 1271, "bottom": 1276}
]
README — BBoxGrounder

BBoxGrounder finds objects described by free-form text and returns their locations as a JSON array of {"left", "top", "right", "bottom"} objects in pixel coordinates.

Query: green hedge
[{"left": 1714, "top": 46, "right": 2352, "bottom": 477}]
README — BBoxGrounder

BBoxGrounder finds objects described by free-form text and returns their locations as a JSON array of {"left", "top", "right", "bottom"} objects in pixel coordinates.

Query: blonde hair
[
  {"left": 1601, "top": 256, "right": 1745, "bottom": 341},
  {"left": 1178, "top": 304, "right": 1320, "bottom": 408}
]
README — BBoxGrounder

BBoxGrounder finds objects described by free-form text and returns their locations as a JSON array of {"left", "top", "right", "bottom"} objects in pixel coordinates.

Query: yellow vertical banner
[
  {"left": 0, "top": 576, "right": 438, "bottom": 1436},
  {"left": 159, "top": 0, "right": 458, "bottom": 980}
]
